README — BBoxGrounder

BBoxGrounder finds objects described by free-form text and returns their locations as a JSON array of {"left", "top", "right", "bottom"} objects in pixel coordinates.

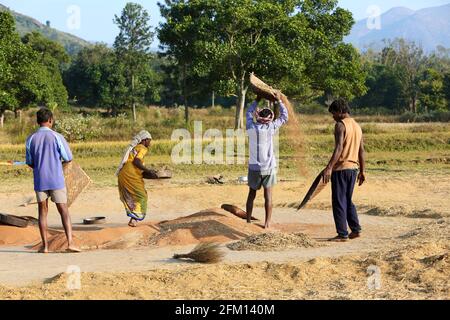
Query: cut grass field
[{"left": 0, "top": 108, "right": 449, "bottom": 192}]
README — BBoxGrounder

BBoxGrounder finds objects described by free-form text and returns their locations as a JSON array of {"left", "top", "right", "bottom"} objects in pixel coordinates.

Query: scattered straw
[
  {"left": 227, "top": 232, "right": 319, "bottom": 251},
  {"left": 281, "top": 95, "right": 310, "bottom": 178}
]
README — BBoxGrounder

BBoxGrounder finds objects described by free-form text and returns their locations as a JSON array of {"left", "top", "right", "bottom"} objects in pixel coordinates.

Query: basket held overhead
[{"left": 249, "top": 73, "right": 282, "bottom": 101}]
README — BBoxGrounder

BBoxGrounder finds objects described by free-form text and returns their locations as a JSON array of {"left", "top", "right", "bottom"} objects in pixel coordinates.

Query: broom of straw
[{"left": 173, "top": 242, "right": 225, "bottom": 263}]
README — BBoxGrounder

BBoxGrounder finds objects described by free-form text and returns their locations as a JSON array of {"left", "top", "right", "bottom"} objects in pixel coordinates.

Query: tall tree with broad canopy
[
  {"left": 381, "top": 39, "right": 426, "bottom": 113},
  {"left": 22, "top": 32, "right": 70, "bottom": 110},
  {"left": 158, "top": 0, "right": 366, "bottom": 128},
  {"left": 114, "top": 2, "right": 155, "bottom": 122},
  {"left": 0, "top": 11, "right": 62, "bottom": 127},
  {"left": 158, "top": 0, "right": 215, "bottom": 123},
  {"left": 64, "top": 44, "right": 128, "bottom": 114}
]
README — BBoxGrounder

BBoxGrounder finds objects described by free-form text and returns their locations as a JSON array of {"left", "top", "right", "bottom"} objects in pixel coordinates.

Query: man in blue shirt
[
  {"left": 246, "top": 92, "right": 289, "bottom": 229},
  {"left": 26, "top": 108, "right": 80, "bottom": 253}
]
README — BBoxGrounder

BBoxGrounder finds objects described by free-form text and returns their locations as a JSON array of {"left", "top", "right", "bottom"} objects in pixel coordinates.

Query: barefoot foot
[
  {"left": 128, "top": 219, "right": 137, "bottom": 227},
  {"left": 38, "top": 246, "right": 49, "bottom": 254},
  {"left": 66, "top": 246, "right": 82, "bottom": 253}
]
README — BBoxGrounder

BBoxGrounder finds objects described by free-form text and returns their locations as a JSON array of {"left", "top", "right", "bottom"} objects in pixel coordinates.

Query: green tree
[
  {"left": 22, "top": 32, "right": 69, "bottom": 68},
  {"left": 0, "top": 11, "right": 17, "bottom": 127},
  {"left": 140, "top": 54, "right": 163, "bottom": 105},
  {"left": 427, "top": 46, "right": 450, "bottom": 74},
  {"left": 22, "top": 32, "right": 69, "bottom": 109},
  {"left": 114, "top": 2, "right": 155, "bottom": 122},
  {"left": 294, "top": 1, "right": 366, "bottom": 103},
  {"left": 158, "top": 58, "right": 183, "bottom": 107},
  {"left": 419, "top": 68, "right": 446, "bottom": 112},
  {"left": 355, "top": 63, "right": 404, "bottom": 112},
  {"left": 158, "top": 0, "right": 215, "bottom": 123},
  {"left": 64, "top": 44, "right": 128, "bottom": 114},
  {"left": 444, "top": 73, "right": 450, "bottom": 109},
  {"left": 158, "top": 0, "right": 365, "bottom": 128},
  {"left": 381, "top": 39, "right": 425, "bottom": 113},
  {"left": 0, "top": 11, "right": 54, "bottom": 127}
]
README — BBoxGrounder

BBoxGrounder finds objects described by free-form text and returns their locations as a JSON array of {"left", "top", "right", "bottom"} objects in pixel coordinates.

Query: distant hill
[
  {"left": 346, "top": 4, "right": 450, "bottom": 52},
  {"left": 0, "top": 3, "right": 90, "bottom": 56}
]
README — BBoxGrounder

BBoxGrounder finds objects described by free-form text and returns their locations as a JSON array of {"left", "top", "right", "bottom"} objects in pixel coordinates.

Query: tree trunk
[
  {"left": 184, "top": 96, "right": 189, "bottom": 124},
  {"left": 182, "top": 64, "right": 189, "bottom": 124},
  {"left": 131, "top": 74, "right": 137, "bottom": 122},
  {"left": 14, "top": 110, "right": 22, "bottom": 123},
  {"left": 234, "top": 78, "right": 247, "bottom": 129},
  {"left": 212, "top": 91, "right": 215, "bottom": 108},
  {"left": 412, "top": 96, "right": 417, "bottom": 113},
  {"left": 0, "top": 111, "right": 4, "bottom": 129},
  {"left": 325, "top": 93, "right": 334, "bottom": 107}
]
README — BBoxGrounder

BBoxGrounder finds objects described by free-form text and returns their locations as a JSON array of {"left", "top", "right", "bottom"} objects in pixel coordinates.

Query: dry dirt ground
[{"left": 0, "top": 176, "right": 448, "bottom": 300}]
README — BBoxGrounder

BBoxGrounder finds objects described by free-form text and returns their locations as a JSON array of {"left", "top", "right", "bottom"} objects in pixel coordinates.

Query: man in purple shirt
[
  {"left": 246, "top": 92, "right": 289, "bottom": 228},
  {"left": 26, "top": 108, "right": 80, "bottom": 253}
]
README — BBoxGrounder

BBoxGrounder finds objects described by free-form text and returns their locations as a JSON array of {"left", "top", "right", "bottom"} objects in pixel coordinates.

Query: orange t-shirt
[{"left": 334, "top": 117, "right": 362, "bottom": 171}]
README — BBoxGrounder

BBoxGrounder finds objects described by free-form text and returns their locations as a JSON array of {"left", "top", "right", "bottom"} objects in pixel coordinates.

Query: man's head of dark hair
[
  {"left": 259, "top": 108, "right": 273, "bottom": 119},
  {"left": 36, "top": 108, "right": 53, "bottom": 124},
  {"left": 328, "top": 98, "right": 350, "bottom": 114}
]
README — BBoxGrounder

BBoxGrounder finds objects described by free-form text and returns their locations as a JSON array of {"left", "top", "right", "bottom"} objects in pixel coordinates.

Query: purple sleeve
[
  {"left": 25, "top": 135, "right": 34, "bottom": 166},
  {"left": 272, "top": 100, "right": 289, "bottom": 130},
  {"left": 246, "top": 101, "right": 258, "bottom": 130},
  {"left": 56, "top": 134, "right": 73, "bottom": 162}
]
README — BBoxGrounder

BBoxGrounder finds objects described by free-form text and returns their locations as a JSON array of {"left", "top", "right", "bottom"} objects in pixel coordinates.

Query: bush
[
  {"left": 398, "top": 112, "right": 419, "bottom": 123},
  {"left": 5, "top": 118, "right": 38, "bottom": 144},
  {"left": 162, "top": 116, "right": 183, "bottom": 128},
  {"left": 208, "top": 105, "right": 224, "bottom": 116},
  {"left": 351, "top": 107, "right": 398, "bottom": 116},
  {"left": 296, "top": 103, "right": 328, "bottom": 115},
  {"left": 154, "top": 108, "right": 162, "bottom": 119},
  {"left": 399, "top": 111, "right": 450, "bottom": 123},
  {"left": 54, "top": 115, "right": 100, "bottom": 142},
  {"left": 428, "top": 111, "right": 450, "bottom": 122}
]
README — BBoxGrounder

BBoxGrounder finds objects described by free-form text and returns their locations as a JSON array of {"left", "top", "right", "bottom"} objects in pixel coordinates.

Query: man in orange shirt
[{"left": 322, "top": 99, "right": 366, "bottom": 242}]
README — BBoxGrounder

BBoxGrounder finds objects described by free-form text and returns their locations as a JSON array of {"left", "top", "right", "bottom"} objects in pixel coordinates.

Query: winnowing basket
[
  {"left": 63, "top": 161, "right": 91, "bottom": 208},
  {"left": 249, "top": 73, "right": 282, "bottom": 101}
]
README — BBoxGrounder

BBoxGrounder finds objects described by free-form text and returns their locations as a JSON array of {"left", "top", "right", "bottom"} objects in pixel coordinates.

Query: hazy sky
[{"left": 1, "top": 0, "right": 449, "bottom": 46}]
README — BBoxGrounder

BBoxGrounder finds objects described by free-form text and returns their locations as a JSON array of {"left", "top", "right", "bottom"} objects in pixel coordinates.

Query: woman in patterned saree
[{"left": 116, "top": 130, "right": 153, "bottom": 227}]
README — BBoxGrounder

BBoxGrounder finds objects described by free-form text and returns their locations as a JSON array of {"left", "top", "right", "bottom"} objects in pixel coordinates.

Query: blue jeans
[{"left": 331, "top": 169, "right": 362, "bottom": 237}]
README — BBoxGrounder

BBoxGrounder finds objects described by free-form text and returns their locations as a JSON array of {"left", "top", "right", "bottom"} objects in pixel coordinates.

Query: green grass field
[{"left": 0, "top": 107, "right": 449, "bottom": 191}]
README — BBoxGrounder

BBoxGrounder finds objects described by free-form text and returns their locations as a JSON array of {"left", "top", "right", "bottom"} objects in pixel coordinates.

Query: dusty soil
[
  {"left": 0, "top": 224, "right": 447, "bottom": 299},
  {"left": 0, "top": 176, "right": 448, "bottom": 299}
]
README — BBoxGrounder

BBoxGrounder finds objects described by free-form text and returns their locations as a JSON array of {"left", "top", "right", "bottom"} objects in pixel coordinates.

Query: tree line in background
[
  {"left": 1, "top": 1, "right": 450, "bottom": 129},
  {"left": 356, "top": 39, "right": 450, "bottom": 114}
]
